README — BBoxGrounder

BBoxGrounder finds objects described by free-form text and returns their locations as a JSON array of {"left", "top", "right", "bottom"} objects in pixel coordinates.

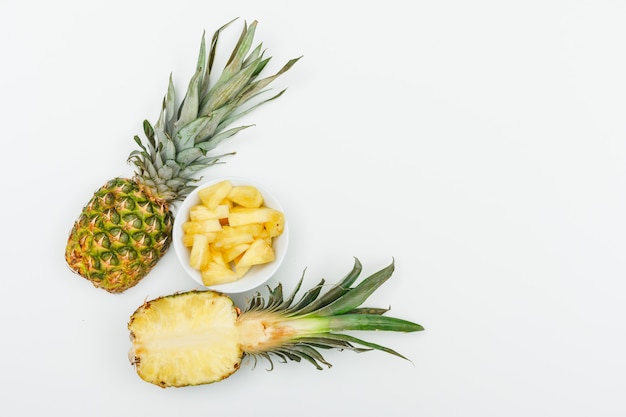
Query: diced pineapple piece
[
  {"left": 201, "top": 262, "right": 239, "bottom": 286},
  {"left": 213, "top": 226, "right": 254, "bottom": 249},
  {"left": 189, "top": 234, "right": 211, "bottom": 270},
  {"left": 221, "top": 243, "right": 251, "bottom": 263},
  {"left": 182, "top": 233, "right": 194, "bottom": 247},
  {"left": 228, "top": 207, "right": 272, "bottom": 227},
  {"left": 237, "top": 238, "right": 275, "bottom": 267},
  {"left": 189, "top": 204, "right": 229, "bottom": 221},
  {"left": 234, "top": 264, "right": 252, "bottom": 278},
  {"left": 233, "top": 223, "right": 265, "bottom": 241},
  {"left": 198, "top": 180, "right": 233, "bottom": 209},
  {"left": 227, "top": 185, "right": 264, "bottom": 208},
  {"left": 264, "top": 209, "right": 285, "bottom": 238},
  {"left": 183, "top": 232, "right": 216, "bottom": 247},
  {"left": 209, "top": 247, "right": 228, "bottom": 267},
  {"left": 220, "top": 198, "right": 234, "bottom": 209},
  {"left": 182, "top": 219, "right": 222, "bottom": 235}
]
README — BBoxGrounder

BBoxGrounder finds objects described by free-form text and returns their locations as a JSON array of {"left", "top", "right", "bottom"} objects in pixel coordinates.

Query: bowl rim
[{"left": 172, "top": 176, "right": 289, "bottom": 294}]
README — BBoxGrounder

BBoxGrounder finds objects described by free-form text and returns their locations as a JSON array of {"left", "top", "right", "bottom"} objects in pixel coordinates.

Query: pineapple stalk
[
  {"left": 128, "top": 259, "right": 424, "bottom": 387},
  {"left": 65, "top": 19, "right": 300, "bottom": 293}
]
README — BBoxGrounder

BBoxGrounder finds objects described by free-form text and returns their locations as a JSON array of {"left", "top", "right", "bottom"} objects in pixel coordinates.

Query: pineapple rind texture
[
  {"left": 65, "top": 178, "right": 173, "bottom": 293},
  {"left": 128, "top": 291, "right": 242, "bottom": 388},
  {"left": 67, "top": 19, "right": 300, "bottom": 293}
]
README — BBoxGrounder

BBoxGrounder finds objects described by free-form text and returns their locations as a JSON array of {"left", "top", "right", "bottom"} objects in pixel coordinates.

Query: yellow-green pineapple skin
[
  {"left": 66, "top": 20, "right": 300, "bottom": 293},
  {"left": 66, "top": 178, "right": 173, "bottom": 293}
]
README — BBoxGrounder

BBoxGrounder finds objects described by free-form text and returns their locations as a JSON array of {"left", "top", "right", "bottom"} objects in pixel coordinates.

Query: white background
[{"left": 2, "top": 0, "right": 625, "bottom": 415}]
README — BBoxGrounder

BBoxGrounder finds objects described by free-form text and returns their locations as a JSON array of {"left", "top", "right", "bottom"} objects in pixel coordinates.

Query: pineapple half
[
  {"left": 128, "top": 258, "right": 424, "bottom": 388},
  {"left": 65, "top": 19, "right": 300, "bottom": 293}
]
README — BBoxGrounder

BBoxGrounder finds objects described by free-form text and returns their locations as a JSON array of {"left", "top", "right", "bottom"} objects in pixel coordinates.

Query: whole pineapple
[
  {"left": 128, "top": 259, "right": 424, "bottom": 387},
  {"left": 66, "top": 19, "right": 300, "bottom": 293}
]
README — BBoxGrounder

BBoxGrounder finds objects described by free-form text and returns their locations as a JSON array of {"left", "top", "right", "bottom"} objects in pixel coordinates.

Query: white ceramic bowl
[{"left": 173, "top": 176, "right": 289, "bottom": 293}]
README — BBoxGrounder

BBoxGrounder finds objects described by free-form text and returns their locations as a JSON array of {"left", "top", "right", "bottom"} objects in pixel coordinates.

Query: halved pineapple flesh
[{"left": 128, "top": 291, "right": 242, "bottom": 387}]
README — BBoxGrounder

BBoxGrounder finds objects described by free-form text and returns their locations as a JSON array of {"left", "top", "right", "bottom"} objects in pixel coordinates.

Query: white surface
[
  {"left": 173, "top": 176, "right": 289, "bottom": 292},
  {"left": 2, "top": 1, "right": 625, "bottom": 415}
]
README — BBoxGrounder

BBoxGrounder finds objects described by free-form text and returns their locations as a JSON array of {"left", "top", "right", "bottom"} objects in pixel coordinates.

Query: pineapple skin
[
  {"left": 65, "top": 177, "right": 173, "bottom": 293},
  {"left": 65, "top": 21, "right": 300, "bottom": 293}
]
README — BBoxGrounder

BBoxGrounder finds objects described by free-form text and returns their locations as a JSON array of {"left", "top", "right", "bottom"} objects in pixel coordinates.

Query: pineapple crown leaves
[
  {"left": 128, "top": 18, "right": 302, "bottom": 202},
  {"left": 242, "top": 258, "right": 424, "bottom": 370}
]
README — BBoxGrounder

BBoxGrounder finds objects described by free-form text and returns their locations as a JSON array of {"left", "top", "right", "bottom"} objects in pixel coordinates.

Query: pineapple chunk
[
  {"left": 183, "top": 232, "right": 216, "bottom": 247},
  {"left": 210, "top": 247, "right": 228, "bottom": 267},
  {"left": 182, "top": 234, "right": 194, "bottom": 247},
  {"left": 227, "top": 185, "right": 264, "bottom": 208},
  {"left": 222, "top": 243, "right": 251, "bottom": 263},
  {"left": 189, "top": 234, "right": 211, "bottom": 270},
  {"left": 234, "top": 264, "right": 252, "bottom": 278},
  {"left": 233, "top": 223, "right": 264, "bottom": 237},
  {"left": 213, "top": 226, "right": 254, "bottom": 249},
  {"left": 237, "top": 238, "right": 275, "bottom": 267},
  {"left": 264, "top": 209, "right": 285, "bottom": 238},
  {"left": 228, "top": 207, "right": 273, "bottom": 227},
  {"left": 201, "top": 262, "right": 239, "bottom": 286},
  {"left": 198, "top": 180, "right": 233, "bottom": 209},
  {"left": 182, "top": 219, "right": 222, "bottom": 235},
  {"left": 189, "top": 204, "right": 229, "bottom": 221}
]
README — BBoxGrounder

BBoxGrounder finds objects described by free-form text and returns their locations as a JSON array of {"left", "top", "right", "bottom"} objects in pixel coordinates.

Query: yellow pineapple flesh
[{"left": 129, "top": 291, "right": 242, "bottom": 387}]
